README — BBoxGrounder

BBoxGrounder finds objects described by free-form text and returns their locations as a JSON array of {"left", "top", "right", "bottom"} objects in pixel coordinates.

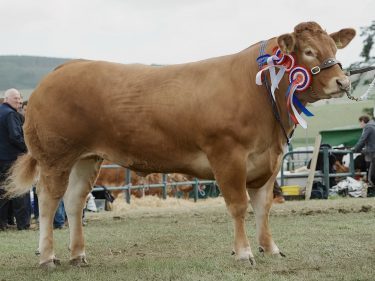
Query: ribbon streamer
[
  {"left": 285, "top": 81, "right": 314, "bottom": 129},
  {"left": 256, "top": 55, "right": 286, "bottom": 101}
]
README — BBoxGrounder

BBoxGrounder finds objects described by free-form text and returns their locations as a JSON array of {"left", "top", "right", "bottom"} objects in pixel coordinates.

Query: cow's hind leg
[
  {"left": 37, "top": 168, "right": 69, "bottom": 269},
  {"left": 248, "top": 178, "right": 283, "bottom": 257},
  {"left": 64, "top": 157, "right": 102, "bottom": 266},
  {"left": 208, "top": 147, "right": 255, "bottom": 266}
]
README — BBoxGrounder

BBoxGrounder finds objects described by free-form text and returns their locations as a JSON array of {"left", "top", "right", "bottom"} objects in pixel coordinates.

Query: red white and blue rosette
[
  {"left": 273, "top": 48, "right": 295, "bottom": 72},
  {"left": 285, "top": 66, "right": 314, "bottom": 129},
  {"left": 288, "top": 66, "right": 312, "bottom": 92}
]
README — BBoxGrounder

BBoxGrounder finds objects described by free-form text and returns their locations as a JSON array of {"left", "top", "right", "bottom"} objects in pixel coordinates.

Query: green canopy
[{"left": 320, "top": 126, "right": 362, "bottom": 147}]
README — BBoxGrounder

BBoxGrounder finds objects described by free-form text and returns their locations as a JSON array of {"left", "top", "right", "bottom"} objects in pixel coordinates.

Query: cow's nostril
[{"left": 336, "top": 78, "right": 350, "bottom": 90}]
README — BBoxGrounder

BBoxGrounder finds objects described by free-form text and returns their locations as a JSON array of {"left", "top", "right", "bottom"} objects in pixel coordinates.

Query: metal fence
[
  {"left": 280, "top": 148, "right": 361, "bottom": 189},
  {"left": 92, "top": 164, "right": 218, "bottom": 204},
  {"left": 94, "top": 148, "right": 361, "bottom": 204}
]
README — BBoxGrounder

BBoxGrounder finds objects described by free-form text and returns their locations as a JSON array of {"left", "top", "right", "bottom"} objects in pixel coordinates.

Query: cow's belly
[
  {"left": 101, "top": 136, "right": 280, "bottom": 186},
  {"left": 176, "top": 151, "right": 278, "bottom": 184},
  {"left": 188, "top": 153, "right": 215, "bottom": 179},
  {"left": 103, "top": 147, "right": 215, "bottom": 180}
]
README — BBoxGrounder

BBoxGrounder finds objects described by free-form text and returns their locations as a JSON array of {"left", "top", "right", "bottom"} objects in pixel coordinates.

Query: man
[
  {"left": 352, "top": 115, "right": 375, "bottom": 189},
  {"left": 0, "top": 88, "right": 29, "bottom": 230},
  {"left": 273, "top": 181, "right": 285, "bottom": 203}
]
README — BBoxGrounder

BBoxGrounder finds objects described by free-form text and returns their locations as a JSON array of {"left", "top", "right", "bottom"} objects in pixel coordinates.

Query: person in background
[
  {"left": 53, "top": 200, "right": 66, "bottom": 229},
  {"left": 19, "top": 101, "right": 27, "bottom": 116},
  {"left": 352, "top": 115, "right": 375, "bottom": 189},
  {"left": 0, "top": 88, "right": 30, "bottom": 230},
  {"left": 7, "top": 99, "right": 30, "bottom": 226},
  {"left": 273, "top": 181, "right": 285, "bottom": 203}
]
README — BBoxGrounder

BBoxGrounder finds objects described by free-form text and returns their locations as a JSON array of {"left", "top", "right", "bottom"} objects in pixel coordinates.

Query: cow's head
[{"left": 277, "top": 22, "right": 355, "bottom": 102}]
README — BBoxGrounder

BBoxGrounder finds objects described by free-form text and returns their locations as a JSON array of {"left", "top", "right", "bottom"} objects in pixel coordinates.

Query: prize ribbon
[{"left": 256, "top": 48, "right": 314, "bottom": 129}]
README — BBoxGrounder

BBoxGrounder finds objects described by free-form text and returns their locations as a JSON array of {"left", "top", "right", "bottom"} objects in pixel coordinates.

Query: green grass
[{"left": 0, "top": 197, "right": 374, "bottom": 281}]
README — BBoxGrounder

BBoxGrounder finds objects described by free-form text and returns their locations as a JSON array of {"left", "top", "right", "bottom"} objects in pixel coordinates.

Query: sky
[{"left": 0, "top": 0, "right": 374, "bottom": 68}]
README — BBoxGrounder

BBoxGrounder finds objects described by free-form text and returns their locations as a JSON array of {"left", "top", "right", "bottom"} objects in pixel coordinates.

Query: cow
[
  {"left": 94, "top": 161, "right": 194, "bottom": 199},
  {"left": 4, "top": 22, "right": 355, "bottom": 269}
]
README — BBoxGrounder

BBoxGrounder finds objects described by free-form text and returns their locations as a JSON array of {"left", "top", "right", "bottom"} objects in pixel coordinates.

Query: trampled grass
[{"left": 0, "top": 197, "right": 374, "bottom": 281}]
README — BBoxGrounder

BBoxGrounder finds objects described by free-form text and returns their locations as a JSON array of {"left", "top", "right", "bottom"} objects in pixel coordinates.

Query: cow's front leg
[
  {"left": 248, "top": 179, "right": 284, "bottom": 257},
  {"left": 208, "top": 147, "right": 255, "bottom": 266}
]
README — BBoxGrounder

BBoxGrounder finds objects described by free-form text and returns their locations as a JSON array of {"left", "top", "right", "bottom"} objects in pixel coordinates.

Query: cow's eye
[{"left": 305, "top": 50, "right": 315, "bottom": 57}]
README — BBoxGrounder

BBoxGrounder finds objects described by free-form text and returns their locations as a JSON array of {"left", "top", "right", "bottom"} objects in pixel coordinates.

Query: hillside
[{"left": 0, "top": 55, "right": 69, "bottom": 93}]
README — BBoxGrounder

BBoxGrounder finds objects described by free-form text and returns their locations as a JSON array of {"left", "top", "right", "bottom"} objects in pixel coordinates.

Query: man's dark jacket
[{"left": 0, "top": 103, "right": 27, "bottom": 162}]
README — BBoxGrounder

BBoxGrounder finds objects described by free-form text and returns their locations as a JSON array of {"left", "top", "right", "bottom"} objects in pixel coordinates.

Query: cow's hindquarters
[{"left": 37, "top": 165, "right": 70, "bottom": 269}]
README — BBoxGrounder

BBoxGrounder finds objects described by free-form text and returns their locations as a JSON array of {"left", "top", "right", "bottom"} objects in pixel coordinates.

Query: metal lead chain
[{"left": 346, "top": 90, "right": 360, "bottom": 101}]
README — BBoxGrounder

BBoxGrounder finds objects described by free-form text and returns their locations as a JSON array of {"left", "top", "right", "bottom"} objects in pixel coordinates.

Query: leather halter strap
[{"left": 311, "top": 58, "right": 342, "bottom": 75}]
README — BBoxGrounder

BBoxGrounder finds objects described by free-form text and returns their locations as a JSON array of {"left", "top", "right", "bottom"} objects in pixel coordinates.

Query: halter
[{"left": 310, "top": 58, "right": 342, "bottom": 75}]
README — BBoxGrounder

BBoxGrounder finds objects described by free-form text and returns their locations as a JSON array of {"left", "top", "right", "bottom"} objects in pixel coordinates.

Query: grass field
[{"left": 0, "top": 197, "right": 374, "bottom": 281}]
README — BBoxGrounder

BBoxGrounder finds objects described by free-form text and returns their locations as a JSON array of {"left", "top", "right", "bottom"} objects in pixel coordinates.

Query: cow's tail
[{"left": 3, "top": 154, "right": 39, "bottom": 198}]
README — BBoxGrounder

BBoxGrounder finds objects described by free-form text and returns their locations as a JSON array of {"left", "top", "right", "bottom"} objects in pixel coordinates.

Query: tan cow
[
  {"left": 95, "top": 161, "right": 191, "bottom": 199},
  {"left": 5, "top": 22, "right": 355, "bottom": 268}
]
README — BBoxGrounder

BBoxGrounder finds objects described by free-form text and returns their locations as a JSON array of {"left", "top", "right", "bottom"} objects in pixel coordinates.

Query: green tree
[
  {"left": 359, "top": 20, "right": 375, "bottom": 62},
  {"left": 362, "top": 107, "right": 373, "bottom": 117}
]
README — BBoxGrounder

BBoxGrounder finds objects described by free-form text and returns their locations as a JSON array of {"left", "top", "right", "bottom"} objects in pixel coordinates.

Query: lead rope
[{"left": 258, "top": 40, "right": 294, "bottom": 145}]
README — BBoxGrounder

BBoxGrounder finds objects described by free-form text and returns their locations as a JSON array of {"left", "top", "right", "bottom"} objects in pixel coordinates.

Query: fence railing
[
  {"left": 95, "top": 148, "right": 361, "bottom": 204},
  {"left": 92, "top": 165, "right": 217, "bottom": 204},
  {"left": 281, "top": 148, "right": 360, "bottom": 189}
]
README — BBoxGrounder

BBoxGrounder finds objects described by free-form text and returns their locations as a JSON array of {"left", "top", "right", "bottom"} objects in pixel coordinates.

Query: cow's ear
[
  {"left": 277, "top": 33, "right": 296, "bottom": 54},
  {"left": 330, "top": 28, "right": 356, "bottom": 49}
]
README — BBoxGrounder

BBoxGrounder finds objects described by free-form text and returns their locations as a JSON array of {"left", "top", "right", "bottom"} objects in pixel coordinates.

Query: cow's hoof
[
  {"left": 69, "top": 255, "right": 89, "bottom": 267},
  {"left": 259, "top": 246, "right": 285, "bottom": 258},
  {"left": 270, "top": 251, "right": 285, "bottom": 258},
  {"left": 235, "top": 256, "right": 256, "bottom": 267},
  {"left": 40, "top": 257, "right": 61, "bottom": 270}
]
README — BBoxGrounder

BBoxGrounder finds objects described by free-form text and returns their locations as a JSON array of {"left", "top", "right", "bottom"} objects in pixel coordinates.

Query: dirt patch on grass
[
  {"left": 270, "top": 197, "right": 375, "bottom": 216},
  {"left": 88, "top": 195, "right": 375, "bottom": 221}
]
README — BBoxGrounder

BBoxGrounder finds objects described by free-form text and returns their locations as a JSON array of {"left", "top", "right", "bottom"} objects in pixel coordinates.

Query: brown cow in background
[{"left": 94, "top": 161, "right": 196, "bottom": 200}]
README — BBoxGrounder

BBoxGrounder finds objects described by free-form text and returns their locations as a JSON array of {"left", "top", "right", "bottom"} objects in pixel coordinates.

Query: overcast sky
[{"left": 0, "top": 0, "right": 374, "bottom": 67}]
